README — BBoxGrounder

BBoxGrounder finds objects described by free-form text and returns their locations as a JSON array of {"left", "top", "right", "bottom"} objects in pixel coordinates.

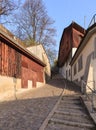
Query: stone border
[
  {"left": 80, "top": 96, "right": 96, "bottom": 125},
  {"left": 39, "top": 89, "right": 65, "bottom": 130}
]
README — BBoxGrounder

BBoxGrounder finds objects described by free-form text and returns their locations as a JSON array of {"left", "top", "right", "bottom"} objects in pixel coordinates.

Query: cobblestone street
[
  {"left": 0, "top": 75, "right": 64, "bottom": 130},
  {"left": 0, "top": 75, "right": 96, "bottom": 130}
]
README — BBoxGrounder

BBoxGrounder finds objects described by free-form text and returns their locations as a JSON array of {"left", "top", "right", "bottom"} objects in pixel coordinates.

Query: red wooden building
[
  {"left": 58, "top": 22, "right": 85, "bottom": 67},
  {"left": 0, "top": 25, "right": 46, "bottom": 98}
]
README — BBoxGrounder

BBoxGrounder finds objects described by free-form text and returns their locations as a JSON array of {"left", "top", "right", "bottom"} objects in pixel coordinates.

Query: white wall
[
  {"left": 72, "top": 48, "right": 77, "bottom": 57},
  {"left": 59, "top": 64, "right": 66, "bottom": 79},
  {"left": 72, "top": 34, "right": 96, "bottom": 92},
  {"left": 59, "top": 49, "right": 76, "bottom": 81}
]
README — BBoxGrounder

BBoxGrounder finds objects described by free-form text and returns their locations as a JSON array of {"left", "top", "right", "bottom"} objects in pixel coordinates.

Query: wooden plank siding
[
  {"left": 0, "top": 24, "right": 46, "bottom": 96},
  {"left": 21, "top": 55, "right": 44, "bottom": 88},
  {"left": 0, "top": 41, "right": 21, "bottom": 78}
]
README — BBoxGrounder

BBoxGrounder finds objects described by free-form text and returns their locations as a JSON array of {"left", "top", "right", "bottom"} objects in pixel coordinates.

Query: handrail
[
  {"left": 82, "top": 80, "right": 95, "bottom": 92},
  {"left": 81, "top": 80, "right": 96, "bottom": 112}
]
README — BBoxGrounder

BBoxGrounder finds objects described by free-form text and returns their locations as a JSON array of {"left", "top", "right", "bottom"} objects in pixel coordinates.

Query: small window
[
  {"left": 74, "top": 64, "right": 77, "bottom": 75},
  {"left": 69, "top": 69, "right": 70, "bottom": 76},
  {"left": 66, "top": 70, "right": 68, "bottom": 79},
  {"left": 94, "top": 37, "right": 96, "bottom": 58},
  {"left": 78, "top": 55, "right": 83, "bottom": 72}
]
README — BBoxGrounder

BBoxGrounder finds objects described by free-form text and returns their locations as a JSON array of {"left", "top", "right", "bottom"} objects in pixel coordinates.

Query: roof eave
[
  {"left": 70, "top": 24, "right": 96, "bottom": 66},
  {"left": 0, "top": 30, "right": 46, "bottom": 67}
]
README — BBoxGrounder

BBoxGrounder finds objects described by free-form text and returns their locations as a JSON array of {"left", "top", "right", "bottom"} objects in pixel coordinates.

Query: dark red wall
[
  {"left": 21, "top": 56, "right": 44, "bottom": 88},
  {"left": 0, "top": 41, "right": 21, "bottom": 78},
  {"left": 0, "top": 39, "right": 44, "bottom": 88},
  {"left": 58, "top": 22, "right": 85, "bottom": 67}
]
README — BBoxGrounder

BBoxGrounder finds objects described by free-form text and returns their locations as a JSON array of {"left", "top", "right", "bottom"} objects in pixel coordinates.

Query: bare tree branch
[
  {"left": 0, "top": 0, "right": 16, "bottom": 16},
  {"left": 1, "top": 0, "right": 57, "bottom": 65}
]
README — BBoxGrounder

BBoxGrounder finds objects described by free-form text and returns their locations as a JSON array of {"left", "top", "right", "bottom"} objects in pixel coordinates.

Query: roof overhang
[
  {"left": 70, "top": 23, "right": 96, "bottom": 66},
  {"left": 0, "top": 29, "right": 46, "bottom": 67}
]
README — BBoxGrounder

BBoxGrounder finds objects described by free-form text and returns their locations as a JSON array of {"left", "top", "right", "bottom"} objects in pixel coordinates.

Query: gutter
[{"left": 70, "top": 24, "right": 96, "bottom": 66}]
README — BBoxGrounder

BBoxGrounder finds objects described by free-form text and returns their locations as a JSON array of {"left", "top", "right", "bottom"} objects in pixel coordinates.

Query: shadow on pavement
[
  {"left": 48, "top": 74, "right": 81, "bottom": 94},
  {"left": 0, "top": 74, "right": 82, "bottom": 130},
  {"left": 0, "top": 96, "right": 60, "bottom": 130}
]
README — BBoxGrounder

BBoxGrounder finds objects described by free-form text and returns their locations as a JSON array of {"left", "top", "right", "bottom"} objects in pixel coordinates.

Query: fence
[{"left": 81, "top": 80, "right": 96, "bottom": 112}]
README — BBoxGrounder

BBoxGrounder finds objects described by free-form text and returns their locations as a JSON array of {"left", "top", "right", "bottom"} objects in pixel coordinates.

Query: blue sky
[{"left": 44, "top": 0, "right": 96, "bottom": 52}]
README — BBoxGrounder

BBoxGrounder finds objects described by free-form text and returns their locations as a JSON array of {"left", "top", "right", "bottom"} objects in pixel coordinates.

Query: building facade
[
  {"left": 58, "top": 22, "right": 85, "bottom": 80},
  {"left": 27, "top": 44, "right": 51, "bottom": 81},
  {"left": 70, "top": 23, "right": 96, "bottom": 92},
  {"left": 0, "top": 25, "right": 46, "bottom": 100}
]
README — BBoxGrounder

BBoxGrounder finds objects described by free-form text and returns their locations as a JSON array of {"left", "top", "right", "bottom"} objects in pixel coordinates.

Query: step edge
[{"left": 50, "top": 118, "right": 94, "bottom": 128}]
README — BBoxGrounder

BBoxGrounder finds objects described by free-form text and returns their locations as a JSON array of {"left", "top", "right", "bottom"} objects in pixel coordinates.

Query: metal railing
[
  {"left": 81, "top": 80, "right": 96, "bottom": 112},
  {"left": 88, "top": 14, "right": 96, "bottom": 28}
]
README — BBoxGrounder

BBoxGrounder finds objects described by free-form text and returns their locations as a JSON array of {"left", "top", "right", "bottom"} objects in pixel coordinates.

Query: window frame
[{"left": 78, "top": 55, "right": 83, "bottom": 72}]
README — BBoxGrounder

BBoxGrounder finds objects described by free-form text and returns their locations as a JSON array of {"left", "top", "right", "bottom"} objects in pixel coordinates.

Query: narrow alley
[{"left": 0, "top": 74, "right": 96, "bottom": 130}]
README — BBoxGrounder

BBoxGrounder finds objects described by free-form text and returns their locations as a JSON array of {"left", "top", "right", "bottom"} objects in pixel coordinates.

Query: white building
[{"left": 70, "top": 23, "right": 96, "bottom": 93}]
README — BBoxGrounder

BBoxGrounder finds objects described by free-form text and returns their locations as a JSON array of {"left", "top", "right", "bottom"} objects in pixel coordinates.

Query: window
[
  {"left": 78, "top": 55, "right": 83, "bottom": 71},
  {"left": 94, "top": 37, "right": 96, "bottom": 58},
  {"left": 69, "top": 69, "right": 70, "bottom": 76},
  {"left": 74, "top": 64, "right": 77, "bottom": 75}
]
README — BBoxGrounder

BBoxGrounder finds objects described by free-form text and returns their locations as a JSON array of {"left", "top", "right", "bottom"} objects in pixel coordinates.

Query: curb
[
  {"left": 39, "top": 88, "right": 64, "bottom": 130},
  {"left": 80, "top": 96, "right": 96, "bottom": 125}
]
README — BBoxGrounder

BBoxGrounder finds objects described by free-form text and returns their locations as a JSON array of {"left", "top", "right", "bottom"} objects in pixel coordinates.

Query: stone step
[
  {"left": 41, "top": 92, "right": 96, "bottom": 130},
  {"left": 60, "top": 100, "right": 81, "bottom": 105},
  {"left": 52, "top": 113, "right": 93, "bottom": 124},
  {"left": 62, "top": 96, "right": 80, "bottom": 100},
  {"left": 49, "top": 118, "right": 95, "bottom": 128},
  {"left": 57, "top": 107, "right": 86, "bottom": 114},
  {"left": 45, "top": 123, "right": 93, "bottom": 130},
  {"left": 58, "top": 104, "right": 83, "bottom": 110},
  {"left": 55, "top": 110, "right": 88, "bottom": 117}
]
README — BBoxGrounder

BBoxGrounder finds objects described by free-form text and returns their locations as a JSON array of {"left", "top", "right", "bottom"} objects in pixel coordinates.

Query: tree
[
  {"left": 0, "top": 0, "right": 21, "bottom": 24},
  {"left": 13, "top": 0, "right": 56, "bottom": 48},
  {"left": 12, "top": 0, "right": 57, "bottom": 65},
  {"left": 0, "top": 0, "right": 19, "bottom": 16},
  {"left": 47, "top": 48, "right": 57, "bottom": 66},
  {"left": 0, "top": 0, "right": 57, "bottom": 65}
]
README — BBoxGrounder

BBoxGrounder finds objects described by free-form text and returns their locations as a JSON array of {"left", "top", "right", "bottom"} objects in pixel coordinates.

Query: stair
[{"left": 45, "top": 95, "right": 96, "bottom": 130}]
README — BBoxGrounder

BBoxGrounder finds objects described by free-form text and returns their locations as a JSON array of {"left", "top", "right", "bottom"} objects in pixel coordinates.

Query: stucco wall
[
  {"left": 59, "top": 48, "right": 76, "bottom": 81},
  {"left": 72, "top": 34, "right": 96, "bottom": 91},
  {"left": 0, "top": 75, "right": 21, "bottom": 101}
]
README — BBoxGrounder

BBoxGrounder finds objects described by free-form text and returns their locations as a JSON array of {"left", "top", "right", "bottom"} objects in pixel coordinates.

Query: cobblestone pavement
[
  {"left": 0, "top": 75, "right": 65, "bottom": 130},
  {"left": 1, "top": 75, "right": 95, "bottom": 130}
]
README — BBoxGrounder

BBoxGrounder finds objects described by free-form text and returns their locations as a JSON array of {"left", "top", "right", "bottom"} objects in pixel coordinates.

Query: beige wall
[
  {"left": 72, "top": 34, "right": 96, "bottom": 91},
  {"left": 36, "top": 81, "right": 45, "bottom": 87},
  {"left": 0, "top": 75, "right": 21, "bottom": 101},
  {"left": 27, "top": 45, "right": 43, "bottom": 61}
]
